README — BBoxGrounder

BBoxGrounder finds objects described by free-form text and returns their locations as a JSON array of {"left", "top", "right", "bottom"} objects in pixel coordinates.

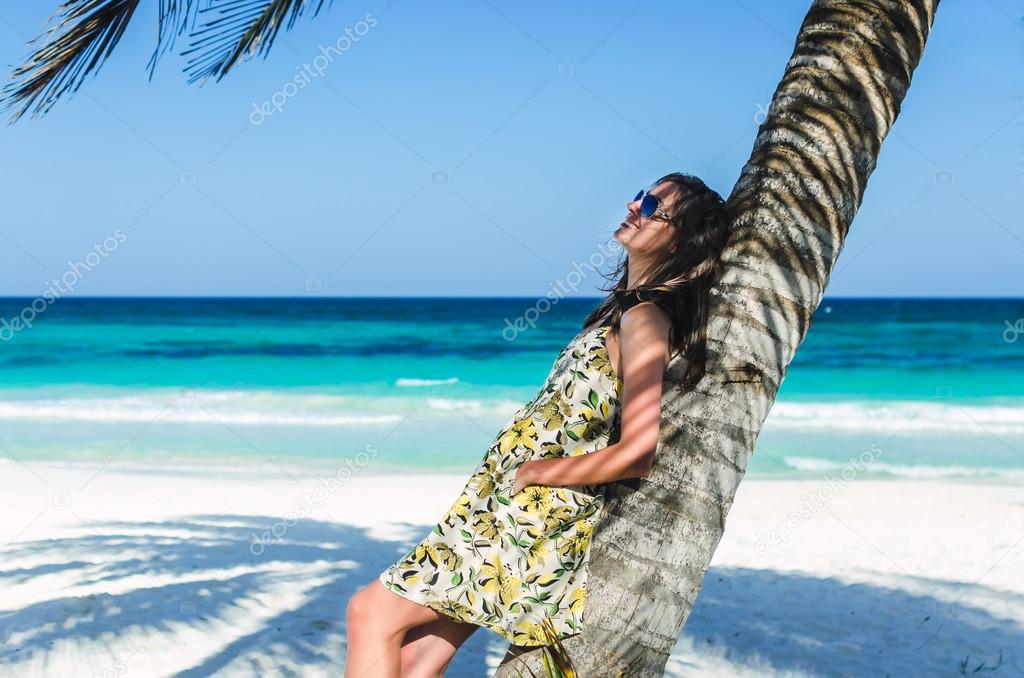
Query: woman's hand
[{"left": 511, "top": 460, "right": 535, "bottom": 496}]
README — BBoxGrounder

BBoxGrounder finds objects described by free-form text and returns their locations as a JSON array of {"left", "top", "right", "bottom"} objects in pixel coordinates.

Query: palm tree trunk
[{"left": 495, "top": 0, "right": 941, "bottom": 675}]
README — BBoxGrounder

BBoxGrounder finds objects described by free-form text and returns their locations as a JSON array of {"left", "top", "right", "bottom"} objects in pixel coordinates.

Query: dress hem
[{"left": 377, "top": 569, "right": 578, "bottom": 649}]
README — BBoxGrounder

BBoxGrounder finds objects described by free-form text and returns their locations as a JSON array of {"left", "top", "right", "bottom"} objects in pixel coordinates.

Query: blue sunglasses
[{"left": 633, "top": 189, "right": 672, "bottom": 221}]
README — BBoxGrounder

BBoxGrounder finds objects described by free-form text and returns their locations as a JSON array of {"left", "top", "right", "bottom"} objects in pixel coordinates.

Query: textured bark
[{"left": 495, "top": 1, "right": 940, "bottom": 675}]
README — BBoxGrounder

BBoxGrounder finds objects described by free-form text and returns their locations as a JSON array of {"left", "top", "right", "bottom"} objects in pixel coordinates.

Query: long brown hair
[{"left": 582, "top": 172, "right": 732, "bottom": 390}]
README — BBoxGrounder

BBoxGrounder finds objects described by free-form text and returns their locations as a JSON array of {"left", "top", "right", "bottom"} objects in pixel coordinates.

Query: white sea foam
[
  {"left": 783, "top": 456, "right": 1024, "bottom": 479},
  {"left": 425, "top": 397, "right": 522, "bottom": 412},
  {"left": 395, "top": 377, "right": 460, "bottom": 387},
  {"left": 15, "top": 456, "right": 389, "bottom": 478},
  {"left": 768, "top": 400, "right": 1024, "bottom": 435},
  {"left": 6, "top": 389, "right": 1021, "bottom": 448},
  {"left": 0, "top": 397, "right": 403, "bottom": 427},
  {"left": 0, "top": 389, "right": 522, "bottom": 427}
]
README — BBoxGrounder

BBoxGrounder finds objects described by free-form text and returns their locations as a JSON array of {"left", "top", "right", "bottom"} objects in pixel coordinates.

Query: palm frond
[
  {"left": 539, "top": 618, "right": 577, "bottom": 677},
  {"left": 147, "top": 0, "right": 201, "bottom": 78},
  {"left": 2, "top": 0, "right": 142, "bottom": 123},
  {"left": 532, "top": 616, "right": 645, "bottom": 677},
  {"left": 182, "top": 0, "right": 330, "bottom": 84}
]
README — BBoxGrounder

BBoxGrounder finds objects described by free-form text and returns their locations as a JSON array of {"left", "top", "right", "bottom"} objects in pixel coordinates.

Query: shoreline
[{"left": 6, "top": 456, "right": 1024, "bottom": 486}]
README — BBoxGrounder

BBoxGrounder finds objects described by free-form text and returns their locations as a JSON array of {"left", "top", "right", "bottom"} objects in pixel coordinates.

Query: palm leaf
[
  {"left": 147, "top": 0, "right": 201, "bottom": 77},
  {"left": 539, "top": 618, "right": 576, "bottom": 677},
  {"left": 182, "top": 0, "right": 330, "bottom": 84},
  {"left": 533, "top": 616, "right": 644, "bottom": 677},
  {"left": 2, "top": 0, "right": 142, "bottom": 122}
]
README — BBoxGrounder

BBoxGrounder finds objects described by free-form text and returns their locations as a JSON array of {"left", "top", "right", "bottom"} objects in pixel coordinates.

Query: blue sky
[{"left": 0, "top": 1, "right": 1021, "bottom": 297}]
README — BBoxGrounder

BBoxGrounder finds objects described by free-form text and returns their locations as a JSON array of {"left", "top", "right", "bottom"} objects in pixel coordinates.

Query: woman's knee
[
  {"left": 348, "top": 581, "right": 419, "bottom": 633},
  {"left": 348, "top": 580, "right": 445, "bottom": 649},
  {"left": 347, "top": 584, "right": 378, "bottom": 627}
]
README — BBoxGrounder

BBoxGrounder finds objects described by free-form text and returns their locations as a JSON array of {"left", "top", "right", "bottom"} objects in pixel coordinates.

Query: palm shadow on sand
[
  {"left": 1, "top": 515, "right": 1020, "bottom": 676},
  {"left": 0, "top": 515, "right": 503, "bottom": 676}
]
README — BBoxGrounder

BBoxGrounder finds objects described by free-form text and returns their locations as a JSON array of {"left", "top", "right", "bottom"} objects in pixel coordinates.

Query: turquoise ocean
[{"left": 2, "top": 297, "right": 1023, "bottom": 481}]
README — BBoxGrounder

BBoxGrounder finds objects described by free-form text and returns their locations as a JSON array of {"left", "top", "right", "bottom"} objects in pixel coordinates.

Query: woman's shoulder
[
  {"left": 619, "top": 302, "right": 672, "bottom": 341},
  {"left": 615, "top": 292, "right": 673, "bottom": 368},
  {"left": 613, "top": 289, "right": 673, "bottom": 327}
]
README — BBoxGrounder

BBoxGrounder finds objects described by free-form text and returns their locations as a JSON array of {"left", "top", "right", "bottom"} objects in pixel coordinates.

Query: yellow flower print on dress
[
  {"left": 536, "top": 392, "right": 570, "bottom": 431},
  {"left": 498, "top": 417, "right": 538, "bottom": 455},
  {"left": 428, "top": 598, "right": 475, "bottom": 622},
  {"left": 525, "top": 571, "right": 559, "bottom": 586},
  {"left": 537, "top": 441, "right": 564, "bottom": 460},
  {"left": 569, "top": 587, "right": 587, "bottom": 614},
  {"left": 512, "top": 620, "right": 547, "bottom": 645},
  {"left": 470, "top": 456, "right": 498, "bottom": 498},
  {"left": 432, "top": 542, "right": 461, "bottom": 571},
  {"left": 588, "top": 345, "right": 617, "bottom": 382},
  {"left": 525, "top": 537, "right": 550, "bottom": 568},
  {"left": 556, "top": 521, "right": 593, "bottom": 561},
  {"left": 582, "top": 417, "right": 609, "bottom": 442},
  {"left": 479, "top": 555, "right": 521, "bottom": 606},
  {"left": 411, "top": 542, "right": 433, "bottom": 565},
  {"left": 543, "top": 504, "right": 574, "bottom": 532},
  {"left": 473, "top": 512, "right": 501, "bottom": 544},
  {"left": 441, "top": 494, "right": 472, "bottom": 528},
  {"left": 571, "top": 521, "right": 593, "bottom": 557},
  {"left": 514, "top": 485, "right": 552, "bottom": 517}
]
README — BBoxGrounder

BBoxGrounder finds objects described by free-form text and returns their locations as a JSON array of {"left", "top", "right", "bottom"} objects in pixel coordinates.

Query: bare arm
[{"left": 512, "top": 301, "right": 671, "bottom": 494}]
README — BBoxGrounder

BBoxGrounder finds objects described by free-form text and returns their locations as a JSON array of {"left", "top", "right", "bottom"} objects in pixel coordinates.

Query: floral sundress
[{"left": 378, "top": 321, "right": 622, "bottom": 646}]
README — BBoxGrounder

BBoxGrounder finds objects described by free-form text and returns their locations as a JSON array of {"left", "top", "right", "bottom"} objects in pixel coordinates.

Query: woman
[{"left": 345, "top": 172, "right": 731, "bottom": 677}]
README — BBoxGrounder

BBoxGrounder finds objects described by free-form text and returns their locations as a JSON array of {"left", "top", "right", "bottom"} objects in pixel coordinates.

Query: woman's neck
[{"left": 626, "top": 258, "right": 654, "bottom": 289}]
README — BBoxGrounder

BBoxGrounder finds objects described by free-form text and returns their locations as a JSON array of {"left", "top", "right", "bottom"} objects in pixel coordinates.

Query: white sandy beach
[{"left": 1, "top": 462, "right": 1021, "bottom": 677}]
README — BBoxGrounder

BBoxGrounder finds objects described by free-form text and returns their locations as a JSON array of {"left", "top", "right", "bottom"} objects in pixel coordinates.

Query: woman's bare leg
[
  {"left": 399, "top": 617, "right": 479, "bottom": 678},
  {"left": 345, "top": 579, "right": 447, "bottom": 677}
]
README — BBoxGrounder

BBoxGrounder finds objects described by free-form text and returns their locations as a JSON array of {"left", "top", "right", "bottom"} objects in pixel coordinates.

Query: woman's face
[{"left": 615, "top": 181, "right": 680, "bottom": 256}]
